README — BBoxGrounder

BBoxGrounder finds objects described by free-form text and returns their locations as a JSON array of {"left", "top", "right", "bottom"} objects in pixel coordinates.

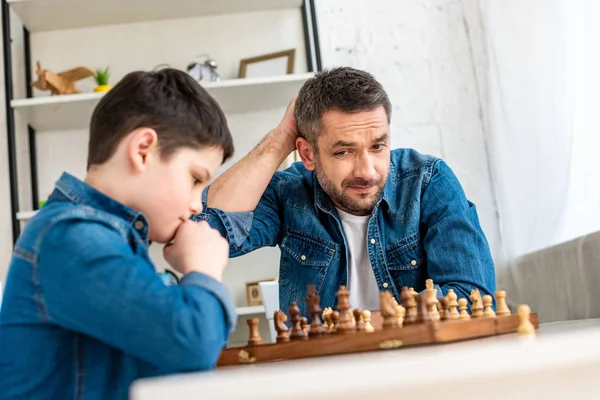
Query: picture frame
[
  {"left": 238, "top": 49, "right": 296, "bottom": 79},
  {"left": 245, "top": 278, "right": 277, "bottom": 306}
]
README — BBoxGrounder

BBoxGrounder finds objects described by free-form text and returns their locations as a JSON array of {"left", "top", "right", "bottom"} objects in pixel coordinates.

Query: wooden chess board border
[{"left": 217, "top": 313, "right": 539, "bottom": 367}]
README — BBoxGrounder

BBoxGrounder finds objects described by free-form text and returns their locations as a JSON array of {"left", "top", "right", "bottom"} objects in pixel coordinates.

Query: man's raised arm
[{"left": 206, "top": 97, "right": 298, "bottom": 212}]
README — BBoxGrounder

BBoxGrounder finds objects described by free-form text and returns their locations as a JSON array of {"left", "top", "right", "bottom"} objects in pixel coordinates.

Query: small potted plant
[{"left": 93, "top": 66, "right": 112, "bottom": 92}]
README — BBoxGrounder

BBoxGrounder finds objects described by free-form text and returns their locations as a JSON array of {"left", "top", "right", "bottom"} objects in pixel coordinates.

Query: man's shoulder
[{"left": 390, "top": 148, "right": 441, "bottom": 178}]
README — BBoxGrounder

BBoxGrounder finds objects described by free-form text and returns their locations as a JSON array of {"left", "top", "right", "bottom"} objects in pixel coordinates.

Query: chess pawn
[
  {"left": 439, "top": 296, "right": 449, "bottom": 321},
  {"left": 517, "top": 304, "right": 535, "bottom": 335},
  {"left": 288, "top": 302, "right": 307, "bottom": 340},
  {"left": 353, "top": 308, "right": 365, "bottom": 331},
  {"left": 483, "top": 295, "right": 496, "bottom": 318},
  {"left": 361, "top": 310, "right": 375, "bottom": 333},
  {"left": 415, "top": 294, "right": 431, "bottom": 324},
  {"left": 300, "top": 317, "right": 310, "bottom": 335},
  {"left": 247, "top": 318, "right": 263, "bottom": 346},
  {"left": 330, "top": 310, "right": 340, "bottom": 333},
  {"left": 395, "top": 304, "right": 405, "bottom": 327},
  {"left": 458, "top": 298, "right": 471, "bottom": 320},
  {"left": 401, "top": 286, "right": 417, "bottom": 324},
  {"left": 447, "top": 289, "right": 460, "bottom": 319},
  {"left": 495, "top": 291, "right": 511, "bottom": 317}
]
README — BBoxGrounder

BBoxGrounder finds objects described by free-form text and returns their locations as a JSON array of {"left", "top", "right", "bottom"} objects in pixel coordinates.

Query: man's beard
[{"left": 315, "top": 159, "right": 386, "bottom": 214}]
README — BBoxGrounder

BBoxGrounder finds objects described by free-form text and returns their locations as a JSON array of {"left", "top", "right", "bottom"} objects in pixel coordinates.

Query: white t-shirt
[{"left": 336, "top": 208, "right": 380, "bottom": 310}]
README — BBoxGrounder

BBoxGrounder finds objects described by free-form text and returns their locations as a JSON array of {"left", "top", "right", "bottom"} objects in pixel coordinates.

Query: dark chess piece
[
  {"left": 306, "top": 285, "right": 326, "bottom": 336},
  {"left": 289, "top": 302, "right": 307, "bottom": 340}
]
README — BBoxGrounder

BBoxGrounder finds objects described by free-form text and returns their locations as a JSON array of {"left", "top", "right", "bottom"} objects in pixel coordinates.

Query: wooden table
[{"left": 130, "top": 319, "right": 600, "bottom": 399}]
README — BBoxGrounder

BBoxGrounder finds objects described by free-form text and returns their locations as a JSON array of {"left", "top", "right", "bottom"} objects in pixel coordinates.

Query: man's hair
[
  {"left": 87, "top": 68, "right": 234, "bottom": 169},
  {"left": 294, "top": 67, "right": 391, "bottom": 148}
]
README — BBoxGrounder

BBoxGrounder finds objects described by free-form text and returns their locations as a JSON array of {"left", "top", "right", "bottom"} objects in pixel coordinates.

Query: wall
[
  {"left": 316, "top": 0, "right": 501, "bottom": 267},
  {"left": 0, "top": 1, "right": 501, "bottom": 301}
]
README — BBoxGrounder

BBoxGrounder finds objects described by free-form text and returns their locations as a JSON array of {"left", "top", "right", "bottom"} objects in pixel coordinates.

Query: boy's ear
[
  {"left": 296, "top": 137, "right": 317, "bottom": 171},
  {"left": 128, "top": 128, "right": 159, "bottom": 172}
]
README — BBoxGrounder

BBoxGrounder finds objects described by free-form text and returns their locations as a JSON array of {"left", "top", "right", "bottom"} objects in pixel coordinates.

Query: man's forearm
[{"left": 207, "top": 129, "right": 294, "bottom": 212}]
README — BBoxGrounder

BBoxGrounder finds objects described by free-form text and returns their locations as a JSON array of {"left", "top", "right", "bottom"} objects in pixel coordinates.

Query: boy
[{"left": 0, "top": 68, "right": 236, "bottom": 399}]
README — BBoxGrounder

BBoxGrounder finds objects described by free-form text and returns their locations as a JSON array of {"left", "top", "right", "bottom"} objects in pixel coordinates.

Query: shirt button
[
  {"left": 370, "top": 238, "right": 376, "bottom": 244},
  {"left": 383, "top": 282, "right": 389, "bottom": 289},
  {"left": 301, "top": 255, "right": 307, "bottom": 261},
  {"left": 411, "top": 260, "right": 417, "bottom": 266},
  {"left": 134, "top": 220, "right": 144, "bottom": 230}
]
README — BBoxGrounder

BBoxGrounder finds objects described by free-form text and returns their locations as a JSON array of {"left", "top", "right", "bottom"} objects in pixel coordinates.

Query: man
[{"left": 197, "top": 67, "right": 496, "bottom": 315}]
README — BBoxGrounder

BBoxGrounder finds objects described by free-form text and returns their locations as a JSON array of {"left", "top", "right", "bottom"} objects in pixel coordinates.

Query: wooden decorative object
[
  {"left": 31, "top": 61, "right": 94, "bottom": 95},
  {"left": 217, "top": 284, "right": 540, "bottom": 367}
]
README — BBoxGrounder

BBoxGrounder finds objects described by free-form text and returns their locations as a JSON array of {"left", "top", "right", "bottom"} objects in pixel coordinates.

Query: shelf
[
  {"left": 17, "top": 210, "right": 37, "bottom": 221},
  {"left": 7, "top": 0, "right": 303, "bottom": 32},
  {"left": 11, "top": 73, "right": 313, "bottom": 131},
  {"left": 235, "top": 306, "right": 266, "bottom": 316}
]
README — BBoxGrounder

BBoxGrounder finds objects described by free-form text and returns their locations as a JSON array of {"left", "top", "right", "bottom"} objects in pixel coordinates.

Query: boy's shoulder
[{"left": 16, "top": 201, "right": 134, "bottom": 256}]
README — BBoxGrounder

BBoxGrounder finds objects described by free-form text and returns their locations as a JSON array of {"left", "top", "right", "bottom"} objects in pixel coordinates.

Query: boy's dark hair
[
  {"left": 294, "top": 66, "right": 391, "bottom": 149},
  {"left": 87, "top": 68, "right": 234, "bottom": 169}
]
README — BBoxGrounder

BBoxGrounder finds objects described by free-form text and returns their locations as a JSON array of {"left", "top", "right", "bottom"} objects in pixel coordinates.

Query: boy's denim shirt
[
  {"left": 0, "top": 173, "right": 237, "bottom": 400},
  {"left": 197, "top": 148, "right": 496, "bottom": 316}
]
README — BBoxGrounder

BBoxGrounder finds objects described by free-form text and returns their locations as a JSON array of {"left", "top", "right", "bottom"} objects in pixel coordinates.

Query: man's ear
[
  {"left": 127, "top": 128, "right": 159, "bottom": 172},
  {"left": 296, "top": 137, "right": 317, "bottom": 171}
]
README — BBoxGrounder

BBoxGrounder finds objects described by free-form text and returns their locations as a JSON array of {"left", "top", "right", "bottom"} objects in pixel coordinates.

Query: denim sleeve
[
  {"left": 420, "top": 160, "right": 496, "bottom": 303},
  {"left": 36, "top": 218, "right": 237, "bottom": 373},
  {"left": 194, "top": 177, "right": 282, "bottom": 257}
]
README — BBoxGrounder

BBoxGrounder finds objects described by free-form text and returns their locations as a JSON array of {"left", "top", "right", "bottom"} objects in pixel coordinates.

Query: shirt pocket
[
  {"left": 385, "top": 235, "right": 426, "bottom": 290},
  {"left": 279, "top": 230, "right": 338, "bottom": 308},
  {"left": 280, "top": 230, "right": 337, "bottom": 268}
]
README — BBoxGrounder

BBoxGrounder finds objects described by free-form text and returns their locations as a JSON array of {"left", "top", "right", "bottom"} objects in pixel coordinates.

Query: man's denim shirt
[
  {"left": 0, "top": 173, "right": 237, "bottom": 400},
  {"left": 199, "top": 148, "right": 496, "bottom": 316}
]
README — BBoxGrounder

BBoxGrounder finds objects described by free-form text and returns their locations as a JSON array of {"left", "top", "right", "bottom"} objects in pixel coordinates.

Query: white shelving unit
[
  {"left": 11, "top": 73, "right": 313, "bottom": 131},
  {"left": 3, "top": 0, "right": 321, "bottom": 338},
  {"left": 7, "top": 0, "right": 303, "bottom": 32}
]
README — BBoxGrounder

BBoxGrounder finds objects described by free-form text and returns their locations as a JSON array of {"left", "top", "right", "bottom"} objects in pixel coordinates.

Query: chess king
[{"left": 195, "top": 67, "right": 496, "bottom": 316}]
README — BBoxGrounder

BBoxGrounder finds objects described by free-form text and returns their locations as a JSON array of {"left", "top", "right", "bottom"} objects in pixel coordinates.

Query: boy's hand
[{"left": 163, "top": 219, "right": 229, "bottom": 282}]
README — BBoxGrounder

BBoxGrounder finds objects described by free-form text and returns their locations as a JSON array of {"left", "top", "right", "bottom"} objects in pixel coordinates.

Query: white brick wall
[{"left": 316, "top": 0, "right": 502, "bottom": 268}]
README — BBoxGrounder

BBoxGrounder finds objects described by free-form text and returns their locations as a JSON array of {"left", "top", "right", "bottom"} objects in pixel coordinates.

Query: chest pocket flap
[
  {"left": 386, "top": 234, "right": 424, "bottom": 271},
  {"left": 281, "top": 230, "right": 338, "bottom": 267}
]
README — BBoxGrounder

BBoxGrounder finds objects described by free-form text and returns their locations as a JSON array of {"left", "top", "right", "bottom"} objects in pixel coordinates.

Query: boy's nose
[{"left": 190, "top": 201, "right": 203, "bottom": 215}]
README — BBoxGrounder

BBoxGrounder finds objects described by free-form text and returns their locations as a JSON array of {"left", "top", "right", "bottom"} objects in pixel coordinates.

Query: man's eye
[{"left": 334, "top": 151, "right": 348, "bottom": 157}]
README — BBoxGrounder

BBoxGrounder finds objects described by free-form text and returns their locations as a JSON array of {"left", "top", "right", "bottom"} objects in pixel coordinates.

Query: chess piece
[
  {"left": 322, "top": 307, "right": 333, "bottom": 330},
  {"left": 330, "top": 310, "right": 340, "bottom": 333},
  {"left": 401, "top": 286, "right": 417, "bottom": 325},
  {"left": 288, "top": 302, "right": 307, "bottom": 340},
  {"left": 274, "top": 310, "right": 290, "bottom": 343},
  {"left": 361, "top": 310, "right": 375, "bottom": 333},
  {"left": 424, "top": 280, "right": 440, "bottom": 321},
  {"left": 439, "top": 296, "right": 449, "bottom": 321},
  {"left": 447, "top": 289, "right": 460, "bottom": 319},
  {"left": 335, "top": 286, "right": 355, "bottom": 333},
  {"left": 395, "top": 304, "right": 405, "bottom": 327},
  {"left": 306, "top": 284, "right": 326, "bottom": 336},
  {"left": 415, "top": 294, "right": 431, "bottom": 324},
  {"left": 483, "top": 295, "right": 496, "bottom": 318},
  {"left": 247, "top": 318, "right": 263, "bottom": 346},
  {"left": 458, "top": 298, "right": 470, "bottom": 320},
  {"left": 517, "top": 304, "right": 535, "bottom": 335},
  {"left": 300, "top": 317, "right": 309, "bottom": 334},
  {"left": 380, "top": 292, "right": 398, "bottom": 329},
  {"left": 353, "top": 309, "right": 365, "bottom": 331},
  {"left": 470, "top": 289, "right": 483, "bottom": 318},
  {"left": 495, "top": 290, "right": 511, "bottom": 316}
]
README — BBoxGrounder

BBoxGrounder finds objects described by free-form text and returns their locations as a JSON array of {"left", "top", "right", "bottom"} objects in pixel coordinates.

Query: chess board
[{"left": 217, "top": 281, "right": 539, "bottom": 367}]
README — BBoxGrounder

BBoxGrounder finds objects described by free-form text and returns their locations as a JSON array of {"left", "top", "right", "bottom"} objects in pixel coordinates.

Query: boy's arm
[
  {"left": 420, "top": 160, "right": 497, "bottom": 302},
  {"left": 37, "top": 218, "right": 236, "bottom": 373}
]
